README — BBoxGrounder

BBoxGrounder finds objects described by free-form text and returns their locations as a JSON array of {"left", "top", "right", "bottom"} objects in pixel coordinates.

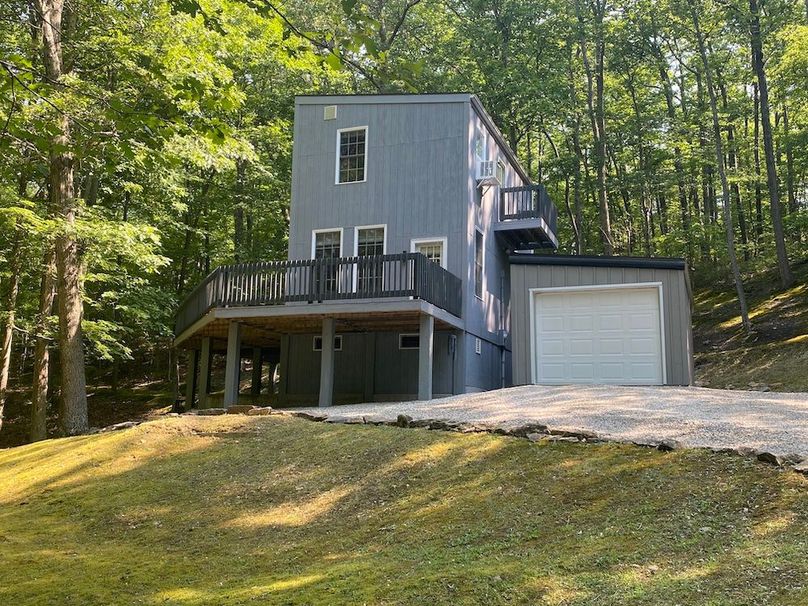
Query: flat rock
[
  {"left": 227, "top": 405, "right": 257, "bottom": 415},
  {"left": 246, "top": 407, "right": 273, "bottom": 416},
  {"left": 756, "top": 451, "right": 783, "bottom": 466},
  {"left": 196, "top": 408, "right": 226, "bottom": 416},
  {"left": 100, "top": 421, "right": 140, "bottom": 432}
]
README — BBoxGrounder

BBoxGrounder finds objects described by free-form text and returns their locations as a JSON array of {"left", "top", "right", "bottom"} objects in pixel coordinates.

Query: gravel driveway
[{"left": 293, "top": 385, "right": 808, "bottom": 461}]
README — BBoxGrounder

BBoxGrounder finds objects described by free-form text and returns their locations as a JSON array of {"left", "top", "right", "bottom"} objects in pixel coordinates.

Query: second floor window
[
  {"left": 412, "top": 238, "right": 446, "bottom": 269},
  {"left": 337, "top": 127, "right": 367, "bottom": 184},
  {"left": 496, "top": 160, "right": 505, "bottom": 184},
  {"left": 356, "top": 226, "right": 385, "bottom": 292},
  {"left": 475, "top": 230, "right": 484, "bottom": 298},
  {"left": 313, "top": 229, "right": 341, "bottom": 294}
]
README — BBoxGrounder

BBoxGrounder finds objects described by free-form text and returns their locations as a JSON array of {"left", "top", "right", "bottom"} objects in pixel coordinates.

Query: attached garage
[{"left": 510, "top": 255, "right": 693, "bottom": 386}]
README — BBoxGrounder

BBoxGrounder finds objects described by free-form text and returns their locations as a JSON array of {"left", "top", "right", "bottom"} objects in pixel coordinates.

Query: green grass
[
  {"left": 1, "top": 415, "right": 807, "bottom": 605},
  {"left": 693, "top": 260, "right": 808, "bottom": 390}
]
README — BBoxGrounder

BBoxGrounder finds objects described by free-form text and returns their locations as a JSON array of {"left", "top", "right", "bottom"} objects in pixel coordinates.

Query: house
[{"left": 175, "top": 93, "right": 693, "bottom": 408}]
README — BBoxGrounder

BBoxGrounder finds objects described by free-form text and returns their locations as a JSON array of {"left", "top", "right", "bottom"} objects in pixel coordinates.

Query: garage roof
[{"left": 510, "top": 254, "right": 687, "bottom": 271}]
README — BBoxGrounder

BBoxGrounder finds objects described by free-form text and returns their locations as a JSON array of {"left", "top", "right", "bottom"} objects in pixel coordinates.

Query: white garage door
[{"left": 533, "top": 285, "right": 664, "bottom": 385}]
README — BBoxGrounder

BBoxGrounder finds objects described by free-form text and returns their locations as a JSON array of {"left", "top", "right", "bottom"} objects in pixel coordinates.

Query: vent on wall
[
  {"left": 475, "top": 337, "right": 482, "bottom": 355},
  {"left": 324, "top": 105, "right": 337, "bottom": 120}
]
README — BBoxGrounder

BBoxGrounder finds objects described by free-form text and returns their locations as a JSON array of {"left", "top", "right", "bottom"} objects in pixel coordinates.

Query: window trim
[
  {"left": 353, "top": 224, "right": 387, "bottom": 257},
  {"left": 474, "top": 228, "right": 484, "bottom": 300},
  {"left": 410, "top": 237, "right": 448, "bottom": 269},
  {"left": 398, "top": 333, "right": 420, "bottom": 350},
  {"left": 496, "top": 159, "right": 506, "bottom": 184},
  {"left": 311, "top": 227, "right": 344, "bottom": 260},
  {"left": 313, "top": 335, "right": 343, "bottom": 352},
  {"left": 335, "top": 125, "right": 368, "bottom": 185}
]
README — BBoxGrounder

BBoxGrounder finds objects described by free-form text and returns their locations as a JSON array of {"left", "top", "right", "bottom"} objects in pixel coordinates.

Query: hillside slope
[
  {"left": 1, "top": 415, "right": 807, "bottom": 605},
  {"left": 693, "top": 259, "right": 808, "bottom": 391}
]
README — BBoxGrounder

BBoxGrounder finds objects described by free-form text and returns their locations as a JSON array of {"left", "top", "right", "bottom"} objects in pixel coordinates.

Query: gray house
[{"left": 176, "top": 93, "right": 693, "bottom": 408}]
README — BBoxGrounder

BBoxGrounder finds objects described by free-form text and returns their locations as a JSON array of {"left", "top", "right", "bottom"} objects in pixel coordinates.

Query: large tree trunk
[
  {"left": 692, "top": 5, "right": 752, "bottom": 334},
  {"left": 749, "top": 0, "right": 793, "bottom": 288},
  {"left": 37, "top": 0, "right": 88, "bottom": 435},
  {"left": 30, "top": 248, "right": 56, "bottom": 442},
  {"left": 577, "top": 0, "right": 613, "bottom": 254},
  {"left": 0, "top": 225, "right": 23, "bottom": 432},
  {"left": 752, "top": 83, "right": 764, "bottom": 252}
]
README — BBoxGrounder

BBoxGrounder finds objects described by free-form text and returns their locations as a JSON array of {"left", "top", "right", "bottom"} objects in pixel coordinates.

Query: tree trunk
[
  {"left": 749, "top": 0, "right": 793, "bottom": 287},
  {"left": 30, "top": 248, "right": 56, "bottom": 442},
  {"left": 0, "top": 225, "right": 23, "bottom": 432},
  {"left": 37, "top": 0, "right": 88, "bottom": 435},
  {"left": 752, "top": 83, "right": 764, "bottom": 252},
  {"left": 782, "top": 104, "right": 797, "bottom": 214},
  {"left": 692, "top": 4, "right": 752, "bottom": 334},
  {"left": 577, "top": 0, "right": 613, "bottom": 254}
]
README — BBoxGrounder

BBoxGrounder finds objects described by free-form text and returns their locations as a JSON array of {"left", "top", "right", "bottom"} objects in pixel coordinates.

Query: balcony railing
[
  {"left": 174, "top": 252, "right": 463, "bottom": 336},
  {"left": 500, "top": 184, "right": 558, "bottom": 234}
]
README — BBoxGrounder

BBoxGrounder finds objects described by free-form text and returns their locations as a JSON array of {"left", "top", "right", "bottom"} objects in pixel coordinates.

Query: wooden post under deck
[
  {"left": 223, "top": 322, "right": 242, "bottom": 407},
  {"left": 318, "top": 318, "right": 335, "bottom": 407}
]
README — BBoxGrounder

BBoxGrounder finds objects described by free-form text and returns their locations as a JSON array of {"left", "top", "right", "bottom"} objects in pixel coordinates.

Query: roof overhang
[{"left": 509, "top": 254, "right": 687, "bottom": 271}]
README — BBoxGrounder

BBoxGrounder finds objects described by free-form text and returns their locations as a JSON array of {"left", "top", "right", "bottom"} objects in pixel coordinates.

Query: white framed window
[
  {"left": 410, "top": 237, "right": 448, "bottom": 269},
  {"left": 354, "top": 224, "right": 386, "bottom": 292},
  {"left": 475, "top": 337, "right": 482, "bottom": 355},
  {"left": 335, "top": 126, "right": 367, "bottom": 184},
  {"left": 399, "top": 334, "right": 420, "bottom": 349},
  {"left": 474, "top": 229, "right": 484, "bottom": 299},
  {"left": 496, "top": 159, "right": 505, "bottom": 184},
  {"left": 311, "top": 228, "right": 343, "bottom": 259},
  {"left": 473, "top": 127, "right": 487, "bottom": 160},
  {"left": 312, "top": 228, "right": 343, "bottom": 294},
  {"left": 313, "top": 335, "right": 343, "bottom": 351}
]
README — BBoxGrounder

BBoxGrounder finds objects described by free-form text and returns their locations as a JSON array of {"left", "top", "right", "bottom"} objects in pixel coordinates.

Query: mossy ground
[{"left": 1, "top": 415, "right": 807, "bottom": 605}]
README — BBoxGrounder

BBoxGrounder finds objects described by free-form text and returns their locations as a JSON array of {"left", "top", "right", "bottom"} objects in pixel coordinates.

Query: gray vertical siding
[
  {"left": 290, "top": 99, "right": 467, "bottom": 284},
  {"left": 510, "top": 263, "right": 693, "bottom": 386},
  {"left": 289, "top": 95, "right": 530, "bottom": 394}
]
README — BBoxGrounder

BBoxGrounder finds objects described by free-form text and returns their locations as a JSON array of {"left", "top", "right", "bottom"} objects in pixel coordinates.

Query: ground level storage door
[{"left": 532, "top": 285, "right": 665, "bottom": 385}]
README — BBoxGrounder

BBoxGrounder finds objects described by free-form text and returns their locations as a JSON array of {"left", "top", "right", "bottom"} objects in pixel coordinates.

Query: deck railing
[
  {"left": 174, "top": 252, "right": 463, "bottom": 336},
  {"left": 500, "top": 184, "right": 558, "bottom": 235}
]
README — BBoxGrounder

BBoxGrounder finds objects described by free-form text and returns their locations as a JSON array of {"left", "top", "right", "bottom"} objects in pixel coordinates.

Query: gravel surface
[{"left": 292, "top": 385, "right": 808, "bottom": 459}]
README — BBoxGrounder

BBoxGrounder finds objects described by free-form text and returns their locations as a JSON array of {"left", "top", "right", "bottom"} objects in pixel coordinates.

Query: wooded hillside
[{"left": 1, "top": 0, "right": 806, "bottom": 441}]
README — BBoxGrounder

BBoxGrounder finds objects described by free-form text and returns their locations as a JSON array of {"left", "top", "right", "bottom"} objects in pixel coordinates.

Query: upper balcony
[
  {"left": 495, "top": 184, "right": 559, "bottom": 250},
  {"left": 174, "top": 252, "right": 463, "bottom": 339}
]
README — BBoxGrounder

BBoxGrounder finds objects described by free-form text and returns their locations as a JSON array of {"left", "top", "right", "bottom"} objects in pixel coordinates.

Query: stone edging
[
  {"left": 280, "top": 410, "right": 808, "bottom": 476},
  {"left": 95, "top": 405, "right": 806, "bottom": 477}
]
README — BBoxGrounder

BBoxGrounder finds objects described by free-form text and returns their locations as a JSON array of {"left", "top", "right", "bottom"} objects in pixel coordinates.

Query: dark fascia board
[
  {"left": 295, "top": 93, "right": 472, "bottom": 105},
  {"left": 509, "top": 254, "right": 687, "bottom": 271},
  {"left": 294, "top": 93, "right": 531, "bottom": 184}
]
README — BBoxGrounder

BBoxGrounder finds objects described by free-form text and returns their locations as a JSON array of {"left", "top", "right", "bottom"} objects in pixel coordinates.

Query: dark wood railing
[
  {"left": 175, "top": 252, "right": 462, "bottom": 336},
  {"left": 500, "top": 184, "right": 558, "bottom": 235}
]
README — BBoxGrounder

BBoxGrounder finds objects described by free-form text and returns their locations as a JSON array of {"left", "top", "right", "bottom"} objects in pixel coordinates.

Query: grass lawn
[{"left": 1, "top": 415, "right": 807, "bottom": 605}]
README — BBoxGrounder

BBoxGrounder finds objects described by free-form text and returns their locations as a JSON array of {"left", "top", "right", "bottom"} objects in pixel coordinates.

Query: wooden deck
[{"left": 175, "top": 253, "right": 463, "bottom": 343}]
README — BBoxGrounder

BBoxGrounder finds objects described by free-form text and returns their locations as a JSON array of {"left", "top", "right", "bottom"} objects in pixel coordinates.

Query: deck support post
[
  {"left": 318, "top": 318, "right": 335, "bottom": 407},
  {"left": 223, "top": 322, "right": 242, "bottom": 407},
  {"left": 198, "top": 337, "right": 212, "bottom": 409},
  {"left": 250, "top": 348, "right": 262, "bottom": 396},
  {"left": 185, "top": 349, "right": 199, "bottom": 408},
  {"left": 418, "top": 314, "right": 434, "bottom": 400}
]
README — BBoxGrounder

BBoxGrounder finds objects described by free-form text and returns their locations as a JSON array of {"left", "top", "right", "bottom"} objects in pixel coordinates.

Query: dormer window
[{"left": 336, "top": 126, "right": 367, "bottom": 184}]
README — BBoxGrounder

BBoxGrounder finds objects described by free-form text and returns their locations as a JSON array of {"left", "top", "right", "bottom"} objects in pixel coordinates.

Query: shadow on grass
[{"left": 1, "top": 415, "right": 807, "bottom": 605}]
